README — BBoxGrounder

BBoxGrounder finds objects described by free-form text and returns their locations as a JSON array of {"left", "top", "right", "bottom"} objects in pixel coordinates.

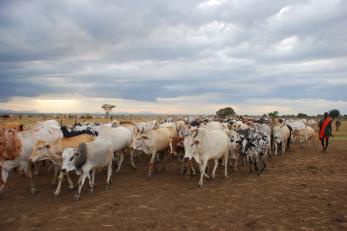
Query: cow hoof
[
  {"left": 74, "top": 195, "right": 80, "bottom": 201},
  {"left": 54, "top": 192, "right": 60, "bottom": 197},
  {"left": 68, "top": 185, "right": 74, "bottom": 190},
  {"left": 89, "top": 189, "right": 94, "bottom": 194}
]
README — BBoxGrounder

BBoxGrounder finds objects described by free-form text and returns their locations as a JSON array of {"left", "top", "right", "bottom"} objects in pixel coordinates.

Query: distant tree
[
  {"left": 329, "top": 109, "right": 340, "bottom": 118},
  {"left": 268, "top": 111, "right": 279, "bottom": 118},
  {"left": 297, "top": 113, "right": 307, "bottom": 118},
  {"left": 216, "top": 107, "right": 236, "bottom": 119},
  {"left": 101, "top": 104, "right": 116, "bottom": 119}
]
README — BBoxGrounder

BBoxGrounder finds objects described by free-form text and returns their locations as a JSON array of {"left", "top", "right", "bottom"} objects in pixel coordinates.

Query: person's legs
[
  {"left": 324, "top": 137, "right": 329, "bottom": 151},
  {"left": 321, "top": 138, "right": 325, "bottom": 151}
]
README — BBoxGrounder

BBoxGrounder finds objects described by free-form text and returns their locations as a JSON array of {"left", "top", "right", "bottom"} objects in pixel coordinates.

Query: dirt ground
[{"left": 1, "top": 125, "right": 347, "bottom": 231}]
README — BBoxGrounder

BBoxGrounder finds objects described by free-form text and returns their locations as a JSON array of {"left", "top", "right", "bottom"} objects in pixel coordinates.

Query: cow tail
[
  {"left": 286, "top": 125, "right": 292, "bottom": 150},
  {"left": 75, "top": 143, "right": 87, "bottom": 170}
]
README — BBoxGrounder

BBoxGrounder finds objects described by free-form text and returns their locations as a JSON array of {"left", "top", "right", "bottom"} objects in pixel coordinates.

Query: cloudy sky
[{"left": 0, "top": 0, "right": 346, "bottom": 115}]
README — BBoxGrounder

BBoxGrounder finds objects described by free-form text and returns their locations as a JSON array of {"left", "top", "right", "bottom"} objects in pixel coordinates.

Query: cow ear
[
  {"left": 193, "top": 140, "right": 200, "bottom": 145},
  {"left": 142, "top": 135, "right": 149, "bottom": 139}
]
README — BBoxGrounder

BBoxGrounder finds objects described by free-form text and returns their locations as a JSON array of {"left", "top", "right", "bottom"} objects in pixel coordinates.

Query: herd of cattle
[{"left": 0, "top": 117, "right": 319, "bottom": 200}]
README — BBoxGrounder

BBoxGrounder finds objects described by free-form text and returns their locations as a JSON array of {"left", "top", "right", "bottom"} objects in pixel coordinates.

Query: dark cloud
[{"left": 0, "top": 0, "right": 346, "bottom": 112}]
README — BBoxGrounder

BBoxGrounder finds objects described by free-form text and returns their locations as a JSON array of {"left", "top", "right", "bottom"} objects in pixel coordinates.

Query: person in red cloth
[{"left": 319, "top": 112, "right": 333, "bottom": 152}]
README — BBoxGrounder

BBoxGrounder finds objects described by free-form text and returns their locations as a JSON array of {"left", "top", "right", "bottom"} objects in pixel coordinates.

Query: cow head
[
  {"left": 61, "top": 148, "right": 78, "bottom": 173},
  {"left": 30, "top": 140, "right": 59, "bottom": 163},
  {"left": 169, "top": 136, "right": 184, "bottom": 156},
  {"left": 183, "top": 136, "right": 199, "bottom": 160},
  {"left": 273, "top": 126, "right": 282, "bottom": 144},
  {"left": 130, "top": 134, "right": 150, "bottom": 154}
]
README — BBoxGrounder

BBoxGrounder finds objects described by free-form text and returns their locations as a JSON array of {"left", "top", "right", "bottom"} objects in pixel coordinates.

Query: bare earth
[{"left": 1, "top": 138, "right": 347, "bottom": 230}]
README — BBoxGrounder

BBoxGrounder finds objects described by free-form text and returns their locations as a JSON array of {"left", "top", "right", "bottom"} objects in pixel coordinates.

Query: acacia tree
[
  {"left": 268, "top": 111, "right": 279, "bottom": 118},
  {"left": 216, "top": 107, "right": 236, "bottom": 119},
  {"left": 297, "top": 113, "right": 307, "bottom": 118},
  {"left": 329, "top": 109, "right": 340, "bottom": 118},
  {"left": 101, "top": 104, "right": 116, "bottom": 119}
]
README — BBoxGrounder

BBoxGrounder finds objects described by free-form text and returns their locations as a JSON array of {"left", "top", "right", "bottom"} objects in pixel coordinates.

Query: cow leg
[
  {"left": 249, "top": 159, "right": 253, "bottom": 174},
  {"left": 147, "top": 152, "right": 157, "bottom": 179},
  {"left": 192, "top": 163, "right": 196, "bottom": 175},
  {"left": 33, "top": 162, "right": 40, "bottom": 176},
  {"left": 274, "top": 142, "right": 278, "bottom": 155},
  {"left": 199, "top": 159, "right": 208, "bottom": 186},
  {"left": 262, "top": 157, "right": 267, "bottom": 172},
  {"left": 74, "top": 172, "right": 88, "bottom": 200},
  {"left": 268, "top": 142, "right": 272, "bottom": 156},
  {"left": 106, "top": 161, "right": 112, "bottom": 190},
  {"left": 129, "top": 149, "right": 136, "bottom": 169},
  {"left": 185, "top": 159, "right": 192, "bottom": 180},
  {"left": 282, "top": 141, "right": 286, "bottom": 154},
  {"left": 51, "top": 164, "right": 60, "bottom": 186},
  {"left": 87, "top": 173, "right": 93, "bottom": 193},
  {"left": 54, "top": 171, "right": 64, "bottom": 197},
  {"left": 180, "top": 158, "right": 185, "bottom": 175},
  {"left": 211, "top": 159, "right": 219, "bottom": 179},
  {"left": 0, "top": 167, "right": 9, "bottom": 195},
  {"left": 224, "top": 153, "right": 229, "bottom": 178},
  {"left": 91, "top": 169, "right": 96, "bottom": 186},
  {"left": 25, "top": 161, "right": 37, "bottom": 194},
  {"left": 116, "top": 152, "right": 124, "bottom": 173},
  {"left": 254, "top": 158, "right": 259, "bottom": 172}
]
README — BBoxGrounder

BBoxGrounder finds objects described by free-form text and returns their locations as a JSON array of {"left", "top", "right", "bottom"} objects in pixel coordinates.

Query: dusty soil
[{"left": 1, "top": 139, "right": 347, "bottom": 231}]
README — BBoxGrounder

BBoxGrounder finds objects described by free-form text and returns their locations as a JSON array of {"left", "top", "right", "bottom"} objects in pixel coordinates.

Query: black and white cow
[
  {"left": 61, "top": 126, "right": 98, "bottom": 138},
  {"left": 239, "top": 128, "right": 271, "bottom": 174}
]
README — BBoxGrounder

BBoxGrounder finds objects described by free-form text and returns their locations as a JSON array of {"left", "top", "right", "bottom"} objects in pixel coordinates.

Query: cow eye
[{"left": 70, "top": 156, "right": 73, "bottom": 161}]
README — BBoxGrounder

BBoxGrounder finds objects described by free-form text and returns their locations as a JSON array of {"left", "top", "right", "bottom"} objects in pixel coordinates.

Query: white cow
[
  {"left": 285, "top": 119, "right": 305, "bottom": 131},
  {"left": 61, "top": 140, "right": 113, "bottom": 200},
  {"left": 200, "top": 121, "right": 224, "bottom": 131},
  {"left": 273, "top": 125, "right": 291, "bottom": 155},
  {"left": 130, "top": 126, "right": 177, "bottom": 178},
  {"left": 98, "top": 126, "right": 134, "bottom": 172},
  {"left": 159, "top": 122, "right": 176, "bottom": 128},
  {"left": 33, "top": 120, "right": 60, "bottom": 129},
  {"left": 305, "top": 119, "right": 317, "bottom": 131},
  {"left": 0, "top": 123, "right": 63, "bottom": 195},
  {"left": 293, "top": 126, "right": 316, "bottom": 148},
  {"left": 228, "top": 130, "right": 241, "bottom": 172},
  {"left": 251, "top": 123, "right": 272, "bottom": 156},
  {"left": 232, "top": 121, "right": 249, "bottom": 131},
  {"left": 136, "top": 120, "right": 159, "bottom": 134},
  {"left": 184, "top": 128, "right": 229, "bottom": 186}
]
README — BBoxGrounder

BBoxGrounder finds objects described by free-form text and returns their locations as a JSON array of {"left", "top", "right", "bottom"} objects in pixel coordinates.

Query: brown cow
[
  {"left": 0, "top": 128, "right": 22, "bottom": 162},
  {"left": 0, "top": 128, "right": 23, "bottom": 194},
  {"left": 1, "top": 122, "right": 24, "bottom": 132},
  {"left": 169, "top": 136, "right": 184, "bottom": 157},
  {"left": 29, "top": 134, "right": 95, "bottom": 189},
  {"left": 336, "top": 120, "right": 342, "bottom": 131}
]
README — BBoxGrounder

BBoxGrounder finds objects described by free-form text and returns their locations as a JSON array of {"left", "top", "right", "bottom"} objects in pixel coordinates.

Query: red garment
[{"left": 319, "top": 117, "right": 331, "bottom": 140}]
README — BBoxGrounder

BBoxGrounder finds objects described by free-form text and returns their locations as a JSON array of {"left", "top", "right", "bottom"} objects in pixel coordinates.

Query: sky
[{"left": 0, "top": 0, "right": 346, "bottom": 115}]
